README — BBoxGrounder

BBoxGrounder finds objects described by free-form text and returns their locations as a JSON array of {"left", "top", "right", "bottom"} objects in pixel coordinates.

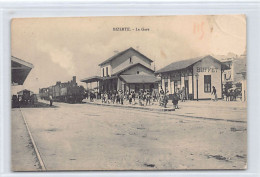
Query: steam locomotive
[{"left": 39, "top": 76, "right": 85, "bottom": 103}]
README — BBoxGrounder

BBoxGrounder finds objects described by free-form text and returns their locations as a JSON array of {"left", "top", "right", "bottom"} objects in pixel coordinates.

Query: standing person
[
  {"left": 103, "top": 92, "right": 106, "bottom": 103},
  {"left": 90, "top": 91, "right": 93, "bottom": 102},
  {"left": 172, "top": 92, "right": 179, "bottom": 109},
  {"left": 181, "top": 87, "right": 185, "bottom": 102},
  {"left": 152, "top": 90, "right": 156, "bottom": 102},
  {"left": 159, "top": 88, "right": 164, "bottom": 95},
  {"left": 139, "top": 90, "right": 143, "bottom": 106},
  {"left": 129, "top": 91, "right": 132, "bottom": 104},
  {"left": 143, "top": 90, "right": 147, "bottom": 104},
  {"left": 163, "top": 90, "right": 169, "bottom": 108},
  {"left": 132, "top": 91, "right": 136, "bottom": 104},
  {"left": 125, "top": 90, "right": 129, "bottom": 102},
  {"left": 225, "top": 88, "right": 230, "bottom": 101},
  {"left": 49, "top": 95, "right": 53, "bottom": 106},
  {"left": 159, "top": 88, "right": 165, "bottom": 106},
  {"left": 212, "top": 86, "right": 217, "bottom": 101},
  {"left": 146, "top": 91, "right": 151, "bottom": 106},
  {"left": 12, "top": 95, "right": 19, "bottom": 108},
  {"left": 112, "top": 90, "right": 115, "bottom": 104},
  {"left": 101, "top": 92, "right": 104, "bottom": 103},
  {"left": 120, "top": 90, "right": 124, "bottom": 105},
  {"left": 116, "top": 90, "right": 120, "bottom": 104}
]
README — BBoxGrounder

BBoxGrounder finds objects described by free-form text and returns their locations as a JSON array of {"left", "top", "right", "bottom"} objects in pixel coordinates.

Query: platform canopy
[
  {"left": 81, "top": 75, "right": 117, "bottom": 83},
  {"left": 12, "top": 56, "right": 34, "bottom": 85},
  {"left": 119, "top": 74, "right": 161, "bottom": 84},
  {"left": 80, "top": 76, "right": 102, "bottom": 83}
]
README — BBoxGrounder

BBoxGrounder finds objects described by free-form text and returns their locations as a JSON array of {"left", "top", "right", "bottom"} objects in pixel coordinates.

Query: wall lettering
[{"left": 197, "top": 67, "right": 218, "bottom": 73}]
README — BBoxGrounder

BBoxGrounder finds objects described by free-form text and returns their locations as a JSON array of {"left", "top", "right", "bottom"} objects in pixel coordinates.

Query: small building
[
  {"left": 221, "top": 55, "right": 247, "bottom": 101},
  {"left": 81, "top": 47, "right": 160, "bottom": 94},
  {"left": 155, "top": 55, "right": 229, "bottom": 100}
]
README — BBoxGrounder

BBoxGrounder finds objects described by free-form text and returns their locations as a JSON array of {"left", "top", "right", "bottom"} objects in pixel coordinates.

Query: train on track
[{"left": 39, "top": 76, "right": 86, "bottom": 103}]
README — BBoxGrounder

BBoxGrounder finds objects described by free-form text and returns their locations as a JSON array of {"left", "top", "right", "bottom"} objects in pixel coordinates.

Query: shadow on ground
[{"left": 16, "top": 102, "right": 59, "bottom": 108}]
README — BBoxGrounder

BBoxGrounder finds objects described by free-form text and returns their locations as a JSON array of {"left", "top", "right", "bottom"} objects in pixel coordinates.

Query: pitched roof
[
  {"left": 17, "top": 89, "right": 34, "bottom": 95},
  {"left": 155, "top": 55, "right": 229, "bottom": 74},
  {"left": 112, "top": 63, "right": 154, "bottom": 76},
  {"left": 119, "top": 74, "right": 160, "bottom": 84},
  {"left": 99, "top": 47, "right": 153, "bottom": 66}
]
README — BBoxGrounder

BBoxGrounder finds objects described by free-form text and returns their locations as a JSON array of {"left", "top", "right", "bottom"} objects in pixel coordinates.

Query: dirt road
[{"left": 14, "top": 102, "right": 247, "bottom": 170}]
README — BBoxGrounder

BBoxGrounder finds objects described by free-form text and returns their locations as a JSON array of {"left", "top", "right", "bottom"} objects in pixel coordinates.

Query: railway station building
[
  {"left": 155, "top": 55, "right": 229, "bottom": 100},
  {"left": 81, "top": 47, "right": 160, "bottom": 94}
]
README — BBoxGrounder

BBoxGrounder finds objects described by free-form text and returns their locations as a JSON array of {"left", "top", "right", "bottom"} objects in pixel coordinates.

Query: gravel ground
[{"left": 13, "top": 101, "right": 247, "bottom": 171}]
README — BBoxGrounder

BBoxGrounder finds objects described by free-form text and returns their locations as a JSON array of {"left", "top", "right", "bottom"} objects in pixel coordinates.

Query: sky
[{"left": 11, "top": 15, "right": 246, "bottom": 93}]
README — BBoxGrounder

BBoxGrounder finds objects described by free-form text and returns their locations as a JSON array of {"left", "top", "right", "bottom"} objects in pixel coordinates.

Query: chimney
[{"left": 73, "top": 76, "right": 76, "bottom": 83}]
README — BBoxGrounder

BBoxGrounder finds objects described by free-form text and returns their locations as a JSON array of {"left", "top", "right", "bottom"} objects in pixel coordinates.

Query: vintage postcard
[{"left": 11, "top": 15, "right": 247, "bottom": 171}]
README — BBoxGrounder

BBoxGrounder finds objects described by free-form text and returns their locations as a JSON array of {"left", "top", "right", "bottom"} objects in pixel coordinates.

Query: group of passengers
[
  {"left": 98, "top": 89, "right": 159, "bottom": 106},
  {"left": 11, "top": 94, "right": 38, "bottom": 108},
  {"left": 87, "top": 87, "right": 185, "bottom": 109}
]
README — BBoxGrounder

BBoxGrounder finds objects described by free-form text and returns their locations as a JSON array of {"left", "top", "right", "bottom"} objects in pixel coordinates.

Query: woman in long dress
[{"left": 212, "top": 86, "right": 217, "bottom": 101}]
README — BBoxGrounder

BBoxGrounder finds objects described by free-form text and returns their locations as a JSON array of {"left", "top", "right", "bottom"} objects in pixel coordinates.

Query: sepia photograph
[{"left": 11, "top": 15, "right": 247, "bottom": 171}]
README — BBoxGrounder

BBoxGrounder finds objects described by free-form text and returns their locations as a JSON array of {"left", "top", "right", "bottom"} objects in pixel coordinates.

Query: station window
[
  {"left": 137, "top": 71, "right": 139, "bottom": 74},
  {"left": 102, "top": 68, "right": 104, "bottom": 77},
  {"left": 106, "top": 67, "right": 108, "bottom": 76},
  {"left": 204, "top": 75, "right": 211, "bottom": 93},
  {"left": 129, "top": 57, "right": 132, "bottom": 63}
]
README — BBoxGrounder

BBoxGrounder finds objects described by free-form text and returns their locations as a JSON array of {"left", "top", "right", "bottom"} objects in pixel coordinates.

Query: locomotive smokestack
[{"left": 73, "top": 76, "right": 76, "bottom": 83}]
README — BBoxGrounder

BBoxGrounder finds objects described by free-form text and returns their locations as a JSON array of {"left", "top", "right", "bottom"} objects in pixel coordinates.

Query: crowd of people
[
  {"left": 11, "top": 94, "right": 38, "bottom": 108},
  {"left": 97, "top": 90, "right": 159, "bottom": 106},
  {"left": 86, "top": 87, "right": 186, "bottom": 109},
  {"left": 223, "top": 87, "right": 241, "bottom": 101},
  {"left": 85, "top": 85, "right": 232, "bottom": 109}
]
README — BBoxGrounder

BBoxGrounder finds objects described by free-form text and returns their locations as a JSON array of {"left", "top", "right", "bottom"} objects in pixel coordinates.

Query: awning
[
  {"left": 119, "top": 74, "right": 161, "bottom": 84},
  {"left": 81, "top": 75, "right": 117, "bottom": 83},
  {"left": 81, "top": 76, "right": 102, "bottom": 83},
  {"left": 12, "top": 56, "right": 34, "bottom": 85}
]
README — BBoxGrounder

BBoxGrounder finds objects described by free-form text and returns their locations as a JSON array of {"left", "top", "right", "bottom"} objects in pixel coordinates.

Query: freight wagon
[{"left": 39, "top": 76, "right": 86, "bottom": 103}]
